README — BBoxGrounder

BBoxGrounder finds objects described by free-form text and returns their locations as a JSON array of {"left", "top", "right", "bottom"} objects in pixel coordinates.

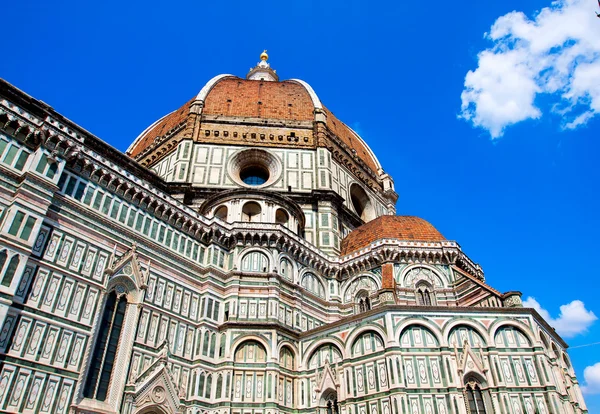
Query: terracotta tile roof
[
  {"left": 341, "top": 215, "right": 446, "bottom": 255},
  {"left": 203, "top": 78, "right": 315, "bottom": 120},
  {"left": 323, "top": 107, "right": 379, "bottom": 173},
  {"left": 128, "top": 77, "right": 381, "bottom": 176},
  {"left": 128, "top": 97, "right": 194, "bottom": 157}
]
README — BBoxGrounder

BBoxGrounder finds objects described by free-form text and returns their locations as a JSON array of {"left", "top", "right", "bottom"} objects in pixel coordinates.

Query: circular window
[
  {"left": 228, "top": 149, "right": 281, "bottom": 188},
  {"left": 240, "top": 165, "right": 270, "bottom": 186}
]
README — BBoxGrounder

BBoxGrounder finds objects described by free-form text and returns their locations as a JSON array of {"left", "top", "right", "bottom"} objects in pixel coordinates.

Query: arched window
[
  {"left": 465, "top": 377, "right": 488, "bottom": 414},
  {"left": 275, "top": 208, "right": 289, "bottom": 227},
  {"left": 349, "top": 183, "right": 375, "bottom": 222},
  {"left": 280, "top": 258, "right": 293, "bottom": 280},
  {"left": 323, "top": 389, "right": 339, "bottom": 414},
  {"left": 355, "top": 291, "right": 371, "bottom": 313},
  {"left": 415, "top": 282, "right": 434, "bottom": 306},
  {"left": 301, "top": 273, "right": 325, "bottom": 298},
  {"left": 279, "top": 346, "right": 295, "bottom": 370},
  {"left": 214, "top": 205, "right": 228, "bottom": 222},
  {"left": 241, "top": 202, "right": 262, "bottom": 222},
  {"left": 1, "top": 254, "right": 19, "bottom": 287},
  {"left": 83, "top": 290, "right": 127, "bottom": 401},
  {"left": 241, "top": 251, "right": 269, "bottom": 272},
  {"left": 326, "top": 397, "right": 339, "bottom": 414}
]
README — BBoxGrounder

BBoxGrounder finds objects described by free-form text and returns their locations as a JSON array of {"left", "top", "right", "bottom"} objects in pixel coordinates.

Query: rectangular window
[
  {"left": 20, "top": 216, "right": 36, "bottom": 240},
  {"left": 92, "top": 191, "right": 104, "bottom": 210},
  {"left": 110, "top": 201, "right": 120, "bottom": 219},
  {"left": 3, "top": 146, "right": 18, "bottom": 164},
  {"left": 165, "top": 229, "right": 173, "bottom": 246},
  {"left": 83, "top": 186, "right": 95, "bottom": 205},
  {"left": 127, "top": 209, "right": 136, "bottom": 227},
  {"left": 135, "top": 212, "right": 144, "bottom": 231},
  {"left": 118, "top": 206, "right": 128, "bottom": 223},
  {"left": 8, "top": 211, "right": 25, "bottom": 236},
  {"left": 74, "top": 182, "right": 87, "bottom": 201},
  {"left": 213, "top": 302, "right": 220, "bottom": 320},
  {"left": 150, "top": 222, "right": 158, "bottom": 239},
  {"left": 64, "top": 176, "right": 77, "bottom": 196},
  {"left": 172, "top": 234, "right": 179, "bottom": 250},
  {"left": 158, "top": 226, "right": 165, "bottom": 242},
  {"left": 143, "top": 217, "right": 151, "bottom": 235},
  {"left": 36, "top": 154, "right": 48, "bottom": 174},
  {"left": 46, "top": 162, "right": 58, "bottom": 179},
  {"left": 0, "top": 139, "right": 7, "bottom": 157},
  {"left": 14, "top": 150, "right": 28, "bottom": 170},
  {"left": 101, "top": 195, "right": 112, "bottom": 215}
]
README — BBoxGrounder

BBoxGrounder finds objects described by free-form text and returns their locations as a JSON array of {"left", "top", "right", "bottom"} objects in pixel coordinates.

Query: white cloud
[
  {"left": 460, "top": 0, "right": 600, "bottom": 138},
  {"left": 523, "top": 297, "right": 597, "bottom": 338},
  {"left": 581, "top": 362, "right": 600, "bottom": 395}
]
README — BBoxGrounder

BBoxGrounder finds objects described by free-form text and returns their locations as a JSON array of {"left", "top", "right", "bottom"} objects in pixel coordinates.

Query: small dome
[{"left": 340, "top": 216, "right": 446, "bottom": 255}]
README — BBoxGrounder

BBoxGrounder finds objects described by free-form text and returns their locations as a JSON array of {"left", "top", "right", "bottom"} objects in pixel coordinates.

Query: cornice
[{"left": 0, "top": 78, "right": 485, "bottom": 283}]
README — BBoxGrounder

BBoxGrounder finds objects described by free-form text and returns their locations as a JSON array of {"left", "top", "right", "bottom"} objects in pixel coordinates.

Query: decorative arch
[
  {"left": 233, "top": 339, "right": 267, "bottom": 363},
  {"left": 303, "top": 338, "right": 345, "bottom": 369},
  {"left": 443, "top": 319, "right": 490, "bottom": 348},
  {"left": 345, "top": 324, "right": 389, "bottom": 355},
  {"left": 400, "top": 264, "right": 446, "bottom": 288},
  {"left": 394, "top": 318, "right": 444, "bottom": 347},
  {"left": 307, "top": 342, "right": 343, "bottom": 370},
  {"left": 239, "top": 248, "right": 270, "bottom": 273},
  {"left": 399, "top": 324, "right": 441, "bottom": 348},
  {"left": 350, "top": 330, "right": 385, "bottom": 357},
  {"left": 491, "top": 322, "right": 534, "bottom": 348},
  {"left": 448, "top": 325, "right": 487, "bottom": 349},
  {"left": 341, "top": 274, "right": 380, "bottom": 303},
  {"left": 135, "top": 406, "right": 171, "bottom": 414},
  {"left": 229, "top": 334, "right": 271, "bottom": 360}
]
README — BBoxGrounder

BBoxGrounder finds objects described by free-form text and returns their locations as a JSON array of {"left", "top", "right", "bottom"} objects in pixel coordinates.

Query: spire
[{"left": 247, "top": 50, "right": 279, "bottom": 81}]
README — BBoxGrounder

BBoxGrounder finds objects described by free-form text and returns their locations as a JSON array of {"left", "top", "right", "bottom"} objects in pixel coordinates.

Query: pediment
[
  {"left": 456, "top": 340, "right": 487, "bottom": 377},
  {"left": 129, "top": 347, "right": 181, "bottom": 414},
  {"left": 105, "top": 243, "right": 148, "bottom": 290},
  {"left": 316, "top": 361, "right": 339, "bottom": 393}
]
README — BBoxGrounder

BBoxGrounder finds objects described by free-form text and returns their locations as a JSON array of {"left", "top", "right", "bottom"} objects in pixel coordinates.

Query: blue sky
[{"left": 2, "top": 0, "right": 600, "bottom": 409}]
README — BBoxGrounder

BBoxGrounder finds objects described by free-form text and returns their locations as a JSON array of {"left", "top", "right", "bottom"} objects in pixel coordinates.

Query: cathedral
[{"left": 0, "top": 52, "right": 588, "bottom": 414}]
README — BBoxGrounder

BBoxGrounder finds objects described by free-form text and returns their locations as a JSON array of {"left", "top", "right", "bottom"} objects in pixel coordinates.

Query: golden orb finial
[{"left": 260, "top": 50, "right": 269, "bottom": 61}]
